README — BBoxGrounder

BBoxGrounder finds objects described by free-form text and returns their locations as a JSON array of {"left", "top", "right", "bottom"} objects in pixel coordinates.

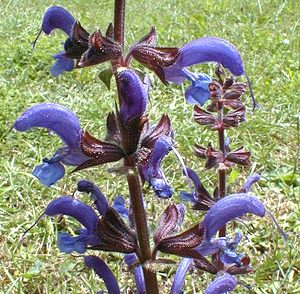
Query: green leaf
[{"left": 98, "top": 68, "right": 113, "bottom": 90}]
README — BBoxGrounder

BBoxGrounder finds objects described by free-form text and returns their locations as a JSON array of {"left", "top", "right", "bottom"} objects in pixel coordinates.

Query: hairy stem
[
  {"left": 217, "top": 101, "right": 226, "bottom": 237},
  {"left": 125, "top": 156, "right": 159, "bottom": 294},
  {"left": 217, "top": 101, "right": 226, "bottom": 200},
  {"left": 114, "top": 0, "right": 125, "bottom": 51},
  {"left": 113, "top": 1, "right": 158, "bottom": 291}
]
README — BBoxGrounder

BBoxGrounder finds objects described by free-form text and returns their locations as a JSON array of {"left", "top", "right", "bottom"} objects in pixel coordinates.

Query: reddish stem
[
  {"left": 125, "top": 156, "right": 159, "bottom": 294},
  {"left": 114, "top": 0, "right": 125, "bottom": 51},
  {"left": 217, "top": 101, "right": 226, "bottom": 237}
]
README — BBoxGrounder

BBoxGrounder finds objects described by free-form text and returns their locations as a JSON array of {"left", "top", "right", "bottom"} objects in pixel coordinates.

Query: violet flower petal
[
  {"left": 204, "top": 273, "right": 237, "bottom": 294},
  {"left": 117, "top": 68, "right": 148, "bottom": 124},
  {"left": 113, "top": 195, "right": 129, "bottom": 218},
  {"left": 45, "top": 196, "right": 98, "bottom": 235},
  {"left": 77, "top": 180, "right": 109, "bottom": 216},
  {"left": 203, "top": 193, "right": 265, "bottom": 240},
  {"left": 242, "top": 173, "right": 260, "bottom": 192},
  {"left": 50, "top": 52, "right": 74, "bottom": 77},
  {"left": 180, "top": 168, "right": 201, "bottom": 203},
  {"left": 59, "top": 147, "right": 90, "bottom": 166},
  {"left": 197, "top": 238, "right": 227, "bottom": 256},
  {"left": 57, "top": 229, "right": 89, "bottom": 254},
  {"left": 125, "top": 253, "right": 146, "bottom": 294},
  {"left": 181, "top": 70, "right": 212, "bottom": 106},
  {"left": 170, "top": 258, "right": 193, "bottom": 294},
  {"left": 84, "top": 255, "right": 121, "bottom": 294},
  {"left": 32, "top": 161, "right": 65, "bottom": 187},
  {"left": 14, "top": 103, "right": 81, "bottom": 148},
  {"left": 164, "top": 37, "right": 244, "bottom": 84},
  {"left": 42, "top": 6, "right": 75, "bottom": 36},
  {"left": 221, "top": 249, "right": 244, "bottom": 266},
  {"left": 32, "top": 147, "right": 89, "bottom": 187},
  {"left": 142, "top": 135, "right": 173, "bottom": 198},
  {"left": 180, "top": 191, "right": 196, "bottom": 203}
]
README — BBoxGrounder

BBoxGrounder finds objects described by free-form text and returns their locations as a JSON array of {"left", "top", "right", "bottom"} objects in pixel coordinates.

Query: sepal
[
  {"left": 225, "top": 147, "right": 251, "bottom": 166},
  {"left": 105, "top": 112, "right": 121, "bottom": 144},
  {"left": 95, "top": 207, "right": 138, "bottom": 254},
  {"left": 223, "top": 106, "right": 246, "bottom": 128},
  {"left": 74, "top": 131, "right": 125, "bottom": 171},
  {"left": 153, "top": 223, "right": 205, "bottom": 260},
  {"left": 154, "top": 203, "right": 185, "bottom": 244},
  {"left": 64, "top": 21, "right": 89, "bottom": 59},
  {"left": 79, "top": 31, "right": 122, "bottom": 67},
  {"left": 193, "top": 258, "right": 217, "bottom": 274},
  {"left": 131, "top": 28, "right": 179, "bottom": 84},
  {"left": 132, "top": 46, "right": 179, "bottom": 84},
  {"left": 141, "top": 114, "right": 172, "bottom": 149},
  {"left": 194, "top": 106, "right": 217, "bottom": 126}
]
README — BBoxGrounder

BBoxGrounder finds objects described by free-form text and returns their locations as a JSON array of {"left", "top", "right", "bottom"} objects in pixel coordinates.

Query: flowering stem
[
  {"left": 124, "top": 156, "right": 159, "bottom": 294},
  {"left": 217, "top": 101, "right": 226, "bottom": 238},
  {"left": 113, "top": 1, "right": 158, "bottom": 291},
  {"left": 114, "top": 0, "right": 125, "bottom": 51}
]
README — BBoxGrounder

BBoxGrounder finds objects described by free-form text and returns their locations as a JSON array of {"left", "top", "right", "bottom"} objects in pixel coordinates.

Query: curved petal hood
[{"left": 14, "top": 103, "right": 81, "bottom": 148}]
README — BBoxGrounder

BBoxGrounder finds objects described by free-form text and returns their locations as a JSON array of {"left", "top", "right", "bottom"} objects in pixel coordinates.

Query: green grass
[{"left": 1, "top": 0, "right": 299, "bottom": 293}]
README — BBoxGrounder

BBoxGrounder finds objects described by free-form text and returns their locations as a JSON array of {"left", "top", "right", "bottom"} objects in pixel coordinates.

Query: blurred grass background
[{"left": 0, "top": 0, "right": 299, "bottom": 293}]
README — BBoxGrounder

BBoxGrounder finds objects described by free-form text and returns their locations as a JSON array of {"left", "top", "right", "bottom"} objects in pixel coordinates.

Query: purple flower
[
  {"left": 44, "top": 196, "right": 100, "bottom": 253},
  {"left": 163, "top": 36, "right": 258, "bottom": 108},
  {"left": 113, "top": 195, "right": 129, "bottom": 218},
  {"left": 204, "top": 273, "right": 237, "bottom": 294},
  {"left": 180, "top": 168, "right": 214, "bottom": 211},
  {"left": 36, "top": 6, "right": 89, "bottom": 76},
  {"left": 164, "top": 37, "right": 244, "bottom": 84},
  {"left": 241, "top": 173, "right": 261, "bottom": 193},
  {"left": 170, "top": 258, "right": 193, "bottom": 294},
  {"left": 124, "top": 254, "right": 146, "bottom": 294},
  {"left": 77, "top": 180, "right": 109, "bottom": 216},
  {"left": 193, "top": 193, "right": 265, "bottom": 267},
  {"left": 153, "top": 192, "right": 266, "bottom": 277},
  {"left": 116, "top": 67, "right": 148, "bottom": 124},
  {"left": 141, "top": 135, "right": 173, "bottom": 198},
  {"left": 180, "top": 69, "right": 212, "bottom": 106},
  {"left": 84, "top": 255, "right": 121, "bottom": 294},
  {"left": 202, "top": 193, "right": 265, "bottom": 241},
  {"left": 14, "top": 103, "right": 89, "bottom": 186}
]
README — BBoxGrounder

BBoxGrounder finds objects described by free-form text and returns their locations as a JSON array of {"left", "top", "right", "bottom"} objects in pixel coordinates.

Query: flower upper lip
[{"left": 13, "top": 103, "right": 90, "bottom": 186}]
